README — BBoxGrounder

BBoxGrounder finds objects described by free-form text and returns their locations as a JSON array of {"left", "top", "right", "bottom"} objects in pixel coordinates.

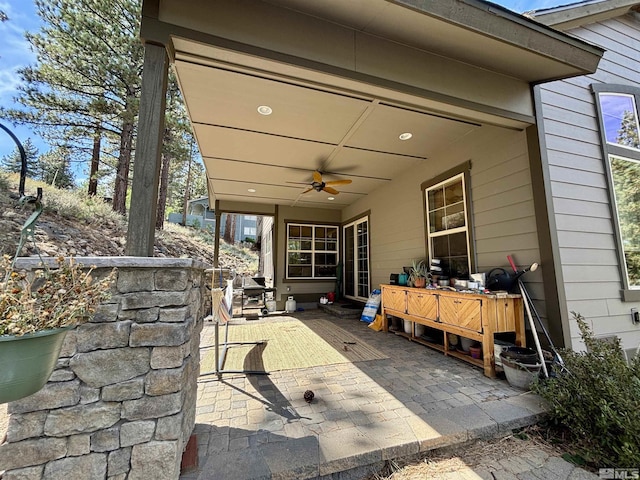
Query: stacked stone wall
[{"left": 0, "top": 257, "right": 208, "bottom": 480}]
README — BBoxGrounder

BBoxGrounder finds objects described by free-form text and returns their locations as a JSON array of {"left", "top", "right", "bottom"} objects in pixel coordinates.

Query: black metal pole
[{"left": 0, "top": 122, "right": 27, "bottom": 198}]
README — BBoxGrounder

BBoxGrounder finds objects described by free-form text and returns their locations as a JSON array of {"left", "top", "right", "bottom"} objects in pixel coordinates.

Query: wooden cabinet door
[
  {"left": 439, "top": 296, "right": 482, "bottom": 332},
  {"left": 382, "top": 287, "right": 406, "bottom": 313},
  {"left": 406, "top": 291, "right": 437, "bottom": 320}
]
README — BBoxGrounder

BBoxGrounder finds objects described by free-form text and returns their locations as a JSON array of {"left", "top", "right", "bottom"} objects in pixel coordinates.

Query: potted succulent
[
  {"left": 409, "top": 259, "right": 429, "bottom": 288},
  {"left": 1, "top": 254, "right": 116, "bottom": 403}
]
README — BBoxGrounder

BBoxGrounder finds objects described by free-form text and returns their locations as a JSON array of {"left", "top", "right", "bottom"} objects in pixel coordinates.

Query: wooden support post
[
  {"left": 125, "top": 42, "right": 169, "bottom": 256},
  {"left": 213, "top": 205, "right": 222, "bottom": 268}
]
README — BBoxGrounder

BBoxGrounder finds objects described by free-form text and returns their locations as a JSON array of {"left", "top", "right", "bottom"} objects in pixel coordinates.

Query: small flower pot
[
  {"left": 413, "top": 277, "right": 427, "bottom": 288},
  {"left": 469, "top": 344, "right": 482, "bottom": 359},
  {"left": 0, "top": 327, "right": 71, "bottom": 404}
]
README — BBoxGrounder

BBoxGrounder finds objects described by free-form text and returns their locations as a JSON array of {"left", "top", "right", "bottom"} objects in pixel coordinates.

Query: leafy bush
[{"left": 532, "top": 312, "right": 640, "bottom": 468}]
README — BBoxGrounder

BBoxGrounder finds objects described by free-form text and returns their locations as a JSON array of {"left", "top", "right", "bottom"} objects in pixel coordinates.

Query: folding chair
[{"left": 202, "top": 270, "right": 268, "bottom": 379}]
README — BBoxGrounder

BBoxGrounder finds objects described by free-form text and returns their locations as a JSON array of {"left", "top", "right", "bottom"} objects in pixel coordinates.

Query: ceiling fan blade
[
  {"left": 301, "top": 186, "right": 314, "bottom": 194},
  {"left": 312, "top": 170, "right": 323, "bottom": 183},
  {"left": 323, "top": 186, "right": 340, "bottom": 195},
  {"left": 324, "top": 179, "right": 352, "bottom": 186}
]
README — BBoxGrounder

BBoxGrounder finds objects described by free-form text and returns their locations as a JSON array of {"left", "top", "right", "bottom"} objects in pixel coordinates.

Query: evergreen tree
[
  {"left": 156, "top": 73, "right": 193, "bottom": 229},
  {"left": 617, "top": 110, "right": 640, "bottom": 149},
  {"left": 1, "top": 0, "right": 192, "bottom": 218},
  {"left": 1, "top": 0, "right": 143, "bottom": 213},
  {"left": 612, "top": 111, "right": 640, "bottom": 285},
  {"left": 1, "top": 138, "right": 39, "bottom": 177},
  {"left": 39, "top": 146, "right": 75, "bottom": 188}
]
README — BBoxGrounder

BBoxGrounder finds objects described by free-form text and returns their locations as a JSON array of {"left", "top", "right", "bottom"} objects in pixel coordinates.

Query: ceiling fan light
[
  {"left": 257, "top": 105, "right": 273, "bottom": 115},
  {"left": 399, "top": 132, "right": 413, "bottom": 140}
]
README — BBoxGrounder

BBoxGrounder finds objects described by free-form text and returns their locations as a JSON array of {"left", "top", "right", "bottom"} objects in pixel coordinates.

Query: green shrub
[{"left": 532, "top": 312, "right": 640, "bottom": 468}]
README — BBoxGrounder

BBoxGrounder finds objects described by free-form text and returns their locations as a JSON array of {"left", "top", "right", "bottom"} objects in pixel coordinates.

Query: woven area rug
[{"left": 201, "top": 318, "right": 387, "bottom": 373}]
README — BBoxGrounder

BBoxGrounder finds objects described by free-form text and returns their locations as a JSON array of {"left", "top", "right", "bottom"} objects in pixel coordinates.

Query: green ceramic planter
[{"left": 0, "top": 327, "right": 70, "bottom": 404}]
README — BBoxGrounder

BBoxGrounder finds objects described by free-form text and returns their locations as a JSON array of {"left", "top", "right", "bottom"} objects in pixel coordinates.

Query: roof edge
[
  {"left": 392, "top": 0, "right": 605, "bottom": 59},
  {"left": 525, "top": 0, "right": 640, "bottom": 30}
]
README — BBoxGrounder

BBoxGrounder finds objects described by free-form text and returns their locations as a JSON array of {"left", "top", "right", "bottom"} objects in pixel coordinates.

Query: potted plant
[
  {"left": 1, "top": 254, "right": 116, "bottom": 403},
  {"left": 409, "top": 259, "right": 429, "bottom": 288}
]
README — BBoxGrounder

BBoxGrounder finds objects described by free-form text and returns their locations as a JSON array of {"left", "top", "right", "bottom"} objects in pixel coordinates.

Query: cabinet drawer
[
  {"left": 382, "top": 288, "right": 406, "bottom": 312},
  {"left": 439, "top": 296, "right": 482, "bottom": 332},
  {"left": 407, "top": 292, "right": 437, "bottom": 319}
]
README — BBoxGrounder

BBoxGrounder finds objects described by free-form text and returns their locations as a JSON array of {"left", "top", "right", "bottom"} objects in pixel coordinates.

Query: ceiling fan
[{"left": 301, "top": 171, "right": 352, "bottom": 195}]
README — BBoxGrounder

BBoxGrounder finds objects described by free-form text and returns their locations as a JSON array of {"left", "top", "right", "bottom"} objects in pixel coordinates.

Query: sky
[{"left": 0, "top": 0, "right": 569, "bottom": 173}]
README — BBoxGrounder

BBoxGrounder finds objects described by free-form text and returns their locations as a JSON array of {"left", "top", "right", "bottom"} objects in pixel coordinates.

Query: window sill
[
  {"left": 284, "top": 278, "right": 337, "bottom": 283},
  {"left": 621, "top": 289, "right": 640, "bottom": 302}
]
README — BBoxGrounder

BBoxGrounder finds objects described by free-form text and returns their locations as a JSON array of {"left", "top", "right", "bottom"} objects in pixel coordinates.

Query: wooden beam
[
  {"left": 126, "top": 42, "right": 169, "bottom": 256},
  {"left": 214, "top": 200, "right": 221, "bottom": 268}
]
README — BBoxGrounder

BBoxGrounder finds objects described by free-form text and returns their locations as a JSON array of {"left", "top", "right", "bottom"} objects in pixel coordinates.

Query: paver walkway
[{"left": 180, "top": 310, "right": 581, "bottom": 480}]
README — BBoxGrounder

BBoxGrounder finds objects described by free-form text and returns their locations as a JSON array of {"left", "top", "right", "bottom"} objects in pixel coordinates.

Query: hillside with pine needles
[{"left": 0, "top": 173, "right": 258, "bottom": 273}]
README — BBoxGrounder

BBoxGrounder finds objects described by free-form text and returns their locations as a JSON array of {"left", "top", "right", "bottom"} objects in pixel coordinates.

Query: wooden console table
[{"left": 381, "top": 285, "right": 525, "bottom": 377}]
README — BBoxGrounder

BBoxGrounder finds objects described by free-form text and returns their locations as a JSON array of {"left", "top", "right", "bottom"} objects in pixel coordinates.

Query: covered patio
[
  {"left": 130, "top": 1, "right": 603, "bottom": 322},
  {"left": 127, "top": 1, "right": 604, "bottom": 478},
  {"left": 182, "top": 310, "right": 546, "bottom": 480}
]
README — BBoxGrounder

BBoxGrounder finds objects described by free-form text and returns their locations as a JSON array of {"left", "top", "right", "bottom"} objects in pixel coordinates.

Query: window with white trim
[
  {"left": 425, "top": 173, "right": 471, "bottom": 279},
  {"left": 594, "top": 85, "right": 640, "bottom": 290},
  {"left": 286, "top": 223, "right": 338, "bottom": 279}
]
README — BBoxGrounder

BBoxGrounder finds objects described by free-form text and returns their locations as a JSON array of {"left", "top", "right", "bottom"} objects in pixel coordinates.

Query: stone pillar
[{"left": 0, "top": 257, "right": 207, "bottom": 480}]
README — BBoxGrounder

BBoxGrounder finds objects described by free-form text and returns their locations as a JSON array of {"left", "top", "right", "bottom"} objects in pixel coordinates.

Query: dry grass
[{"left": 367, "top": 426, "right": 569, "bottom": 480}]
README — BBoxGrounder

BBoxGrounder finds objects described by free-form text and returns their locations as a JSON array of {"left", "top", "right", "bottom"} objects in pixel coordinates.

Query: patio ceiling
[
  {"left": 155, "top": 0, "right": 604, "bottom": 211},
  {"left": 176, "top": 58, "right": 480, "bottom": 210}
]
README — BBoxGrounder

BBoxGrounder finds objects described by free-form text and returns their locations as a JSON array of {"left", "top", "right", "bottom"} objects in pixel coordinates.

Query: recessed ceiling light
[
  {"left": 257, "top": 105, "right": 272, "bottom": 115},
  {"left": 399, "top": 132, "right": 413, "bottom": 140},
  {"left": 248, "top": 188, "right": 256, "bottom": 193},
  {"left": 328, "top": 197, "right": 335, "bottom": 201}
]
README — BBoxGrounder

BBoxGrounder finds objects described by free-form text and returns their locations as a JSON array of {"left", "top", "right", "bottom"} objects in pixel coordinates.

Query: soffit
[
  {"left": 176, "top": 59, "right": 479, "bottom": 209},
  {"left": 153, "top": 0, "right": 604, "bottom": 211}
]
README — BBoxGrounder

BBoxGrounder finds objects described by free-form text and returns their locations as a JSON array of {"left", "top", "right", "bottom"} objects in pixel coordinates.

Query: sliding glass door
[{"left": 343, "top": 216, "right": 369, "bottom": 301}]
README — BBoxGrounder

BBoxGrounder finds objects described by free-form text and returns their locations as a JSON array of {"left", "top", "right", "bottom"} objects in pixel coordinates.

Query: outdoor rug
[{"left": 200, "top": 317, "right": 388, "bottom": 373}]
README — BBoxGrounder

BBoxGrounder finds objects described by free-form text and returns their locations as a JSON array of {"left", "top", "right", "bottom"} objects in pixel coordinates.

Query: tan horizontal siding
[
  {"left": 558, "top": 248, "right": 618, "bottom": 266},
  {"left": 552, "top": 197, "right": 611, "bottom": 218},
  {"left": 556, "top": 231, "right": 616, "bottom": 250},
  {"left": 545, "top": 150, "right": 605, "bottom": 174},
  {"left": 555, "top": 214, "right": 613, "bottom": 234},
  {"left": 548, "top": 165, "right": 607, "bottom": 188}
]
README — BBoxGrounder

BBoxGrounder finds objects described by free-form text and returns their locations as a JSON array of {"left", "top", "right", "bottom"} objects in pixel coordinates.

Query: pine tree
[
  {"left": 617, "top": 110, "right": 640, "bottom": 149},
  {"left": 1, "top": 138, "right": 39, "bottom": 177},
  {"left": 156, "top": 74, "right": 193, "bottom": 229},
  {"left": 1, "top": 0, "right": 191, "bottom": 219},
  {"left": 39, "top": 146, "right": 75, "bottom": 188},
  {"left": 1, "top": 0, "right": 143, "bottom": 213},
  {"left": 612, "top": 110, "right": 640, "bottom": 285}
]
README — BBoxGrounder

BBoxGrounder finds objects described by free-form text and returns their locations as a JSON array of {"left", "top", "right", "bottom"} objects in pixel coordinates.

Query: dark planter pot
[{"left": 0, "top": 327, "right": 70, "bottom": 404}]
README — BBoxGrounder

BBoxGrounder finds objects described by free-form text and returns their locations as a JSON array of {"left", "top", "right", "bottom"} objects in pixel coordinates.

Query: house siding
[
  {"left": 342, "top": 124, "right": 545, "bottom": 324},
  {"left": 537, "top": 13, "right": 640, "bottom": 349}
]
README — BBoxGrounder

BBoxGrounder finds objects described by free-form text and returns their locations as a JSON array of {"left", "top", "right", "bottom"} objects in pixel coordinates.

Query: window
[
  {"left": 594, "top": 85, "right": 640, "bottom": 292},
  {"left": 424, "top": 171, "right": 471, "bottom": 279},
  {"left": 286, "top": 223, "right": 338, "bottom": 279},
  {"left": 343, "top": 216, "right": 370, "bottom": 300},
  {"left": 243, "top": 227, "right": 256, "bottom": 236}
]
